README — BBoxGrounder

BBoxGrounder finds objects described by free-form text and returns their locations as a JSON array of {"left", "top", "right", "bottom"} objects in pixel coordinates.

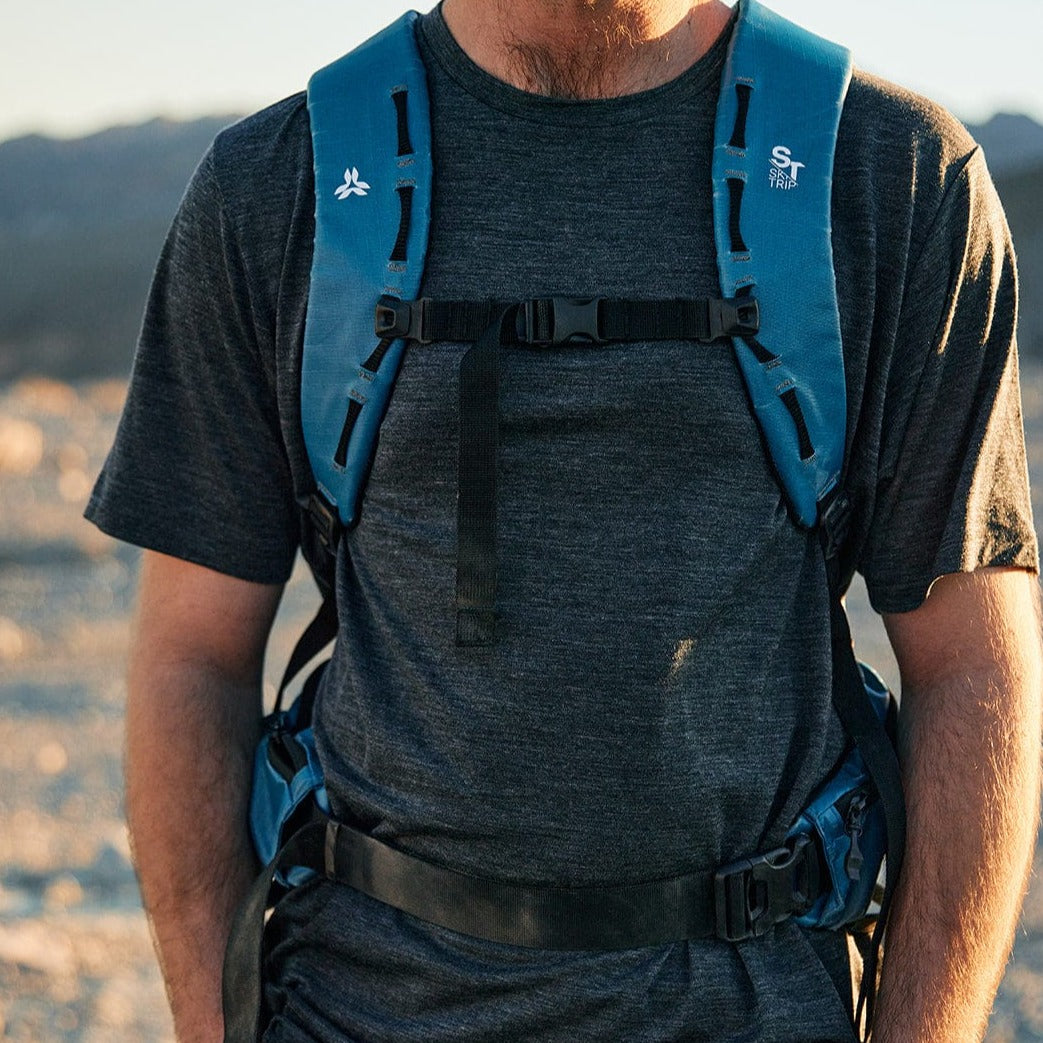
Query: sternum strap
[
  {"left": 445, "top": 295, "right": 759, "bottom": 646},
  {"left": 379, "top": 295, "right": 760, "bottom": 347}
]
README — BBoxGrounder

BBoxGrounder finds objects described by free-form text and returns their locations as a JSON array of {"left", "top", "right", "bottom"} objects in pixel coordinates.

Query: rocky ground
[{"left": 0, "top": 371, "right": 1042, "bottom": 1041}]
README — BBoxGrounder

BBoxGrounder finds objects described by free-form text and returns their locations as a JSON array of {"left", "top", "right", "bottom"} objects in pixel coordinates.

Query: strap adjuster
[
  {"left": 707, "top": 296, "right": 760, "bottom": 342},
  {"left": 713, "top": 834, "right": 819, "bottom": 942},
  {"left": 375, "top": 295, "right": 431, "bottom": 343},
  {"left": 517, "top": 297, "right": 606, "bottom": 346}
]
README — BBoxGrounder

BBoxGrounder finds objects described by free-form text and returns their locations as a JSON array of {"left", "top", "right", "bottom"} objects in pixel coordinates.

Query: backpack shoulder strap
[
  {"left": 712, "top": 0, "right": 852, "bottom": 527},
  {"left": 714, "top": 14, "right": 905, "bottom": 1035},
  {"left": 303, "top": 11, "right": 433, "bottom": 531}
]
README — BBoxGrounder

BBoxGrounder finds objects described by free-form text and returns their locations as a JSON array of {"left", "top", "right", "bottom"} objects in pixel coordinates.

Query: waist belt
[
  {"left": 322, "top": 814, "right": 822, "bottom": 948},
  {"left": 223, "top": 811, "right": 825, "bottom": 1042}
]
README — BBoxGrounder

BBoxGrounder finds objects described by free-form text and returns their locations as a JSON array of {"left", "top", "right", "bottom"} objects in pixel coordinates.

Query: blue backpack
[{"left": 224, "top": 3, "right": 906, "bottom": 1040}]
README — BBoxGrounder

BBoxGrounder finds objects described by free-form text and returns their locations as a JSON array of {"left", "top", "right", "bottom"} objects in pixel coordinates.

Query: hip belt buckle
[{"left": 713, "top": 833, "right": 819, "bottom": 942}]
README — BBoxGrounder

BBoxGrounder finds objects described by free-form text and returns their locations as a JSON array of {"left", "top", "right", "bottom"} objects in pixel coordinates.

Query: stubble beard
[{"left": 498, "top": 0, "right": 691, "bottom": 100}]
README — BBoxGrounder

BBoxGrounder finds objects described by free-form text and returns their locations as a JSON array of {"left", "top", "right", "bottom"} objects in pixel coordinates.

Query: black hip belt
[
  {"left": 227, "top": 807, "right": 822, "bottom": 1003},
  {"left": 321, "top": 813, "right": 822, "bottom": 949}
]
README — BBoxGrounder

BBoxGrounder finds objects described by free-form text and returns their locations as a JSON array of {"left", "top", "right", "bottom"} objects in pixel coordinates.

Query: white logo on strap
[
  {"left": 769, "top": 145, "right": 805, "bottom": 191},
  {"left": 335, "top": 167, "right": 371, "bottom": 199}
]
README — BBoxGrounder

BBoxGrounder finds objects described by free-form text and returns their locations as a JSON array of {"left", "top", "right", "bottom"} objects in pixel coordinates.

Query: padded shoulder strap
[
  {"left": 713, "top": 0, "right": 851, "bottom": 527},
  {"left": 304, "top": 12, "right": 432, "bottom": 529}
]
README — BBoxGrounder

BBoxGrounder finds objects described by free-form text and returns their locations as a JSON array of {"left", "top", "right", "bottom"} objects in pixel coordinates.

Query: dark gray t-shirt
[{"left": 88, "top": 7, "right": 1037, "bottom": 1041}]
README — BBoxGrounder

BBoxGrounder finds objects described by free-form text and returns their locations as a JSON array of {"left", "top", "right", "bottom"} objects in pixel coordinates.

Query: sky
[{"left": 3, "top": 0, "right": 1040, "bottom": 143}]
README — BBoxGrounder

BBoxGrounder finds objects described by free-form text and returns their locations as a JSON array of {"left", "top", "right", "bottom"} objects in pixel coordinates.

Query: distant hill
[
  {"left": 994, "top": 159, "right": 1043, "bottom": 360},
  {"left": 965, "top": 113, "right": 1043, "bottom": 177},
  {"left": 0, "top": 117, "right": 239, "bottom": 232},
  {"left": 0, "top": 112, "right": 1040, "bottom": 381},
  {"left": 0, "top": 117, "right": 237, "bottom": 380}
]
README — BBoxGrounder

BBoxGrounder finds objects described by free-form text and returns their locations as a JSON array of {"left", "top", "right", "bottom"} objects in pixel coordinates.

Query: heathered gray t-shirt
[{"left": 88, "top": 6, "right": 1037, "bottom": 1041}]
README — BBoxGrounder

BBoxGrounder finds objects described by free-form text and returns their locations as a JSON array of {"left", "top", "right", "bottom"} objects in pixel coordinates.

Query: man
[{"left": 87, "top": 0, "right": 1042, "bottom": 1040}]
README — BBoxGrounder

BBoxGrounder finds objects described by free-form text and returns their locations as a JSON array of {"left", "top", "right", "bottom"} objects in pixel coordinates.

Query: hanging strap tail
[
  {"left": 449, "top": 296, "right": 759, "bottom": 646},
  {"left": 222, "top": 821, "right": 327, "bottom": 1043},
  {"left": 820, "top": 495, "right": 907, "bottom": 1038},
  {"left": 456, "top": 308, "right": 512, "bottom": 645}
]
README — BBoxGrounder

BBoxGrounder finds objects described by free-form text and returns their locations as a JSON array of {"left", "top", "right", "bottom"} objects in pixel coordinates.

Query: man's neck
[{"left": 441, "top": 0, "right": 734, "bottom": 100}]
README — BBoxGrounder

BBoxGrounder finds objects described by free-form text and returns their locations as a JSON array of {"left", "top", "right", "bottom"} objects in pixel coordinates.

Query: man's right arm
[{"left": 126, "top": 550, "right": 283, "bottom": 1043}]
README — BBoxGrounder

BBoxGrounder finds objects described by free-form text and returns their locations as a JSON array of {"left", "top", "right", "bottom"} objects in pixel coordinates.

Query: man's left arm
[{"left": 871, "top": 566, "right": 1042, "bottom": 1042}]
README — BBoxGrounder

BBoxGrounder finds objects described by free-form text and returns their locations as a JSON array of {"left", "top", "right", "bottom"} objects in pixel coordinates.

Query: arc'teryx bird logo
[
  {"left": 335, "top": 167, "right": 370, "bottom": 199},
  {"left": 769, "top": 145, "right": 805, "bottom": 190}
]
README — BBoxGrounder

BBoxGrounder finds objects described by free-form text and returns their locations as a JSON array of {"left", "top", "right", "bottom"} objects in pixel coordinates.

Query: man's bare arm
[
  {"left": 872, "top": 567, "right": 1042, "bottom": 1042},
  {"left": 126, "top": 551, "right": 283, "bottom": 1043}
]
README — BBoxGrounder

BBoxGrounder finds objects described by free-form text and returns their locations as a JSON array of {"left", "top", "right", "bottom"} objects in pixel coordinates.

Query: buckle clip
[
  {"left": 375, "top": 295, "right": 430, "bottom": 343},
  {"left": 306, "top": 492, "right": 341, "bottom": 553},
  {"left": 706, "top": 296, "right": 760, "bottom": 342},
  {"left": 517, "top": 297, "right": 606, "bottom": 346},
  {"left": 713, "top": 834, "right": 818, "bottom": 942}
]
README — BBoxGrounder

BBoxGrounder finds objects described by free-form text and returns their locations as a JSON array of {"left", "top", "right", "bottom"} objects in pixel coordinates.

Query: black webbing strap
[
  {"left": 377, "top": 299, "right": 510, "bottom": 344},
  {"left": 362, "top": 338, "right": 396, "bottom": 375},
  {"left": 819, "top": 493, "right": 907, "bottom": 1041},
  {"left": 456, "top": 308, "right": 511, "bottom": 645},
  {"left": 298, "top": 493, "right": 340, "bottom": 599},
  {"left": 597, "top": 298, "right": 758, "bottom": 344},
  {"left": 283, "top": 492, "right": 342, "bottom": 706},
  {"left": 334, "top": 398, "right": 364, "bottom": 468},
  {"left": 407, "top": 294, "right": 759, "bottom": 646},
  {"left": 325, "top": 814, "right": 720, "bottom": 949},
  {"left": 222, "top": 820, "right": 326, "bottom": 1043},
  {"left": 273, "top": 594, "right": 338, "bottom": 713},
  {"left": 740, "top": 334, "right": 777, "bottom": 366},
  {"left": 223, "top": 810, "right": 822, "bottom": 1038},
  {"left": 375, "top": 295, "right": 760, "bottom": 348}
]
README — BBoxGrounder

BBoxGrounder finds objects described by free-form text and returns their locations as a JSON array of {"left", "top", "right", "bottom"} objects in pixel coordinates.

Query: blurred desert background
[{"left": 0, "top": 113, "right": 1042, "bottom": 1041}]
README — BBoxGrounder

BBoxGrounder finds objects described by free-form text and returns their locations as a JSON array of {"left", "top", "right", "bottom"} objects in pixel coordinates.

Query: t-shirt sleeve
[
  {"left": 85, "top": 147, "right": 299, "bottom": 584},
  {"left": 859, "top": 148, "right": 1039, "bottom": 614}
]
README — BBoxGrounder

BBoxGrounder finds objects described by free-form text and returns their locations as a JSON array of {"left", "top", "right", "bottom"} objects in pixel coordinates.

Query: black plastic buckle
[
  {"left": 713, "top": 834, "right": 818, "bottom": 942},
  {"left": 306, "top": 492, "right": 341, "bottom": 553},
  {"left": 265, "top": 719, "right": 311, "bottom": 783},
  {"left": 517, "top": 297, "right": 606, "bottom": 346},
  {"left": 706, "top": 296, "right": 761, "bottom": 342},
  {"left": 374, "top": 295, "right": 430, "bottom": 343}
]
